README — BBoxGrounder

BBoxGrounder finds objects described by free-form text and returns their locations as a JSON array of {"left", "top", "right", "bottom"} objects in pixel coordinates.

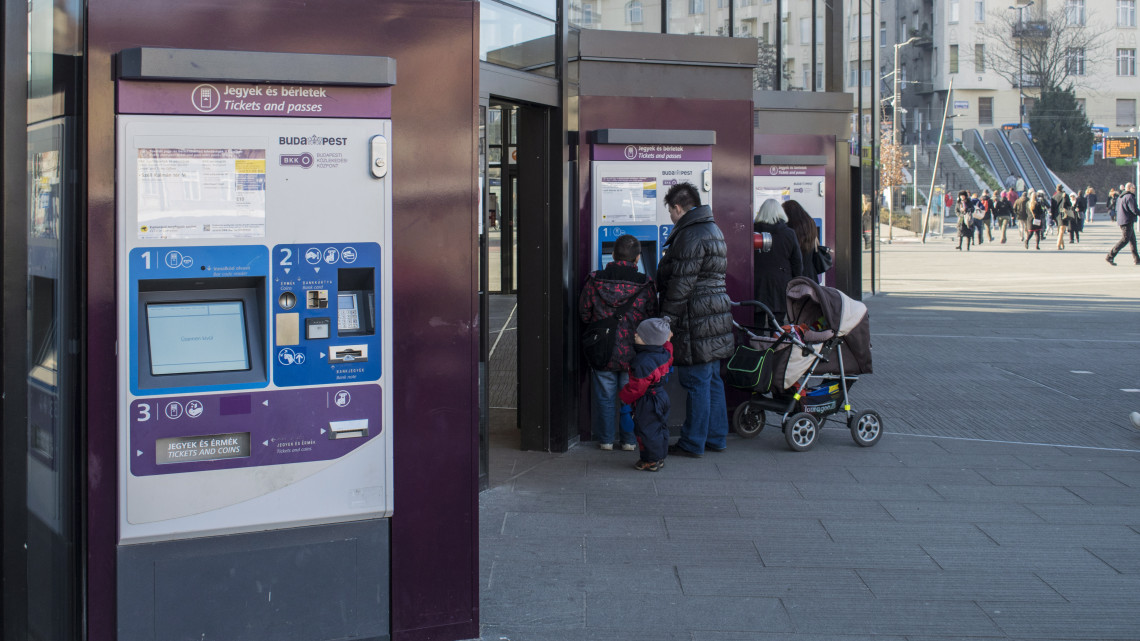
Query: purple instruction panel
[
  {"left": 592, "top": 144, "right": 713, "bottom": 162},
  {"left": 129, "top": 383, "right": 381, "bottom": 476},
  {"left": 118, "top": 80, "right": 392, "bottom": 119},
  {"left": 754, "top": 165, "right": 827, "bottom": 177}
]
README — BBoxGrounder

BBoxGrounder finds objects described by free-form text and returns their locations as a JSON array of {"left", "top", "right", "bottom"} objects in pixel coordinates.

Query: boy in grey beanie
[{"left": 620, "top": 318, "right": 674, "bottom": 471}]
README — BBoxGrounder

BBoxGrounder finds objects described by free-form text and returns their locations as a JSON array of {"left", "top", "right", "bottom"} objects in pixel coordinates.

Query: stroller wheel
[
  {"left": 783, "top": 412, "right": 819, "bottom": 452},
  {"left": 732, "top": 401, "right": 766, "bottom": 439},
  {"left": 848, "top": 409, "right": 883, "bottom": 447}
]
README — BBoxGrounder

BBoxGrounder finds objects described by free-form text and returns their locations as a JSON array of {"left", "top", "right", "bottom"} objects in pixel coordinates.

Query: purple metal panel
[
  {"left": 753, "top": 133, "right": 838, "bottom": 286},
  {"left": 87, "top": 2, "right": 480, "bottom": 641},
  {"left": 118, "top": 80, "right": 393, "bottom": 118},
  {"left": 578, "top": 96, "right": 755, "bottom": 440}
]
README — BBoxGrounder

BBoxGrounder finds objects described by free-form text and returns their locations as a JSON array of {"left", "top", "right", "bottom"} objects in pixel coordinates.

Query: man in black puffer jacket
[{"left": 657, "top": 182, "right": 735, "bottom": 457}]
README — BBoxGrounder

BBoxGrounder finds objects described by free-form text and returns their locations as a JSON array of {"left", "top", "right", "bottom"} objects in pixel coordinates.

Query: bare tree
[
  {"left": 754, "top": 41, "right": 793, "bottom": 91},
  {"left": 980, "top": 4, "right": 1110, "bottom": 93}
]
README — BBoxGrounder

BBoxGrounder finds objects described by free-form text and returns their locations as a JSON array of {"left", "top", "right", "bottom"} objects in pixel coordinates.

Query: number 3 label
[{"left": 136, "top": 403, "right": 151, "bottom": 422}]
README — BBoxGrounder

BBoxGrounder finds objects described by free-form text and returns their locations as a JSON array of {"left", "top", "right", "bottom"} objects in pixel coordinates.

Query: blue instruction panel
[{"left": 271, "top": 242, "right": 382, "bottom": 387}]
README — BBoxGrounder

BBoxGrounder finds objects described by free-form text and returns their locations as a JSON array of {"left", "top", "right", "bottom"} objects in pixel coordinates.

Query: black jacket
[
  {"left": 656, "top": 205, "right": 734, "bottom": 366},
  {"left": 752, "top": 220, "right": 803, "bottom": 319},
  {"left": 1117, "top": 190, "right": 1139, "bottom": 226}
]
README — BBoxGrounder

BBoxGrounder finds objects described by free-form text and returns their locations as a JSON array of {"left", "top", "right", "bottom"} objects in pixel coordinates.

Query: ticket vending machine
[
  {"left": 589, "top": 130, "right": 715, "bottom": 274},
  {"left": 113, "top": 49, "right": 395, "bottom": 641},
  {"left": 753, "top": 162, "right": 828, "bottom": 281}
]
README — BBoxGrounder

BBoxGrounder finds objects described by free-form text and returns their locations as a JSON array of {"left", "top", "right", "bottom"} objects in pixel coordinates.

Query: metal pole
[
  {"left": 913, "top": 142, "right": 918, "bottom": 231},
  {"left": 1018, "top": 7, "right": 1023, "bottom": 127},
  {"left": 923, "top": 77, "right": 955, "bottom": 243}
]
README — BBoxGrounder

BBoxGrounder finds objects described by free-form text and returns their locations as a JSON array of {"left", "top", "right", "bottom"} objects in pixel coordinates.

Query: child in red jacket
[{"left": 620, "top": 318, "right": 674, "bottom": 471}]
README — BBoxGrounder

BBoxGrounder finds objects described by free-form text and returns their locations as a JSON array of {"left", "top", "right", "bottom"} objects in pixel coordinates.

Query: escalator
[{"left": 1006, "top": 127, "right": 1053, "bottom": 193}]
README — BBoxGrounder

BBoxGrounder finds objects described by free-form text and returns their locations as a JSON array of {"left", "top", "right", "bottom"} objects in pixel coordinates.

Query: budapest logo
[
  {"left": 623, "top": 145, "right": 638, "bottom": 160},
  {"left": 191, "top": 84, "right": 221, "bottom": 113},
  {"left": 280, "top": 153, "right": 314, "bottom": 168}
]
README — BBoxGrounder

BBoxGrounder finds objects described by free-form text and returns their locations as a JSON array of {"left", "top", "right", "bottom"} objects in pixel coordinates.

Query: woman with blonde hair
[{"left": 752, "top": 198, "right": 802, "bottom": 323}]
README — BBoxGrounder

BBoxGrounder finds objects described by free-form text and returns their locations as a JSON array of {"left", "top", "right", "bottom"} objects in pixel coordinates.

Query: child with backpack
[{"left": 579, "top": 235, "right": 657, "bottom": 450}]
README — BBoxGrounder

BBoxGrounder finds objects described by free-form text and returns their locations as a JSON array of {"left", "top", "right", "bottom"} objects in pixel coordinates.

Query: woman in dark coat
[
  {"left": 783, "top": 199, "right": 822, "bottom": 282},
  {"left": 753, "top": 198, "right": 802, "bottom": 323}
]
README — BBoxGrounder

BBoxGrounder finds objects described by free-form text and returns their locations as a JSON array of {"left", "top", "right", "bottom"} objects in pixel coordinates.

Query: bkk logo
[{"left": 280, "top": 153, "right": 314, "bottom": 168}]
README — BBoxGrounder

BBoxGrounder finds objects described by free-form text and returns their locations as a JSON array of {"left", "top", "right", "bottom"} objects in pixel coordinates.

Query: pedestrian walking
[
  {"left": 955, "top": 190, "right": 974, "bottom": 251},
  {"left": 1107, "top": 187, "right": 1119, "bottom": 223},
  {"left": 1056, "top": 192, "right": 1073, "bottom": 250},
  {"left": 1068, "top": 192, "right": 1082, "bottom": 244},
  {"left": 1106, "top": 182, "right": 1140, "bottom": 266},
  {"left": 994, "top": 191, "right": 1014, "bottom": 243},
  {"left": 1025, "top": 190, "right": 1045, "bottom": 250},
  {"left": 656, "top": 182, "right": 734, "bottom": 457},
  {"left": 1014, "top": 190, "right": 1029, "bottom": 242},
  {"left": 980, "top": 190, "right": 995, "bottom": 241},
  {"left": 1086, "top": 186, "right": 1097, "bottom": 223}
]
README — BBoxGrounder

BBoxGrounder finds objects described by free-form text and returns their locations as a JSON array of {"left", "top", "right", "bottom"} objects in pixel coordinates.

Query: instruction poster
[
  {"left": 597, "top": 176, "right": 658, "bottom": 224},
  {"left": 137, "top": 148, "right": 266, "bottom": 239}
]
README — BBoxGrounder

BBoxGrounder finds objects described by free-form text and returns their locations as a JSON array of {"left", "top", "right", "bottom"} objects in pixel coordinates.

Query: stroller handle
[{"left": 731, "top": 300, "right": 782, "bottom": 333}]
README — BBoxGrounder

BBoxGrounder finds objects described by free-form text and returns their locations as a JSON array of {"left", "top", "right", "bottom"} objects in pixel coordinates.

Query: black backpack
[{"left": 581, "top": 295, "right": 637, "bottom": 371}]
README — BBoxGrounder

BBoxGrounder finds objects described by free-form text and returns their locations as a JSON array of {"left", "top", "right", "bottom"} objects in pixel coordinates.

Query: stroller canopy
[{"left": 786, "top": 277, "right": 868, "bottom": 339}]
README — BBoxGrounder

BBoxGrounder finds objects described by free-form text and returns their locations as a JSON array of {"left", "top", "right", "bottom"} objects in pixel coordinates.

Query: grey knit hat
[{"left": 636, "top": 317, "right": 671, "bottom": 346}]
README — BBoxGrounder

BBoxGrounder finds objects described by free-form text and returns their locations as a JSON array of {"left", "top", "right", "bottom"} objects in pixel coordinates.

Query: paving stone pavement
[{"left": 479, "top": 219, "right": 1140, "bottom": 640}]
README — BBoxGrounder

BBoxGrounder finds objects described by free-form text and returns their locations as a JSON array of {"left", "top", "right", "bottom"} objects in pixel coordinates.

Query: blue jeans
[
  {"left": 590, "top": 369, "right": 634, "bottom": 445},
  {"left": 675, "top": 361, "right": 729, "bottom": 454}
]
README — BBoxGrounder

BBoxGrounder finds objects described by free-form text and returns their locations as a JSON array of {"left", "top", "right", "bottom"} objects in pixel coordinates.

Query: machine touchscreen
[{"left": 146, "top": 301, "right": 250, "bottom": 375}]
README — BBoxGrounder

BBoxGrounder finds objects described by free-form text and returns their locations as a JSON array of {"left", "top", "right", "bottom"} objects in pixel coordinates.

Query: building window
[
  {"left": 863, "top": 60, "right": 872, "bottom": 86},
  {"left": 1120, "top": 0, "right": 1137, "bottom": 27},
  {"left": 979, "top": 97, "right": 994, "bottom": 125},
  {"left": 626, "top": 0, "right": 642, "bottom": 24},
  {"left": 950, "top": 0, "right": 960, "bottom": 23},
  {"left": 975, "top": 0, "right": 985, "bottom": 22},
  {"left": 581, "top": 2, "right": 595, "bottom": 25},
  {"left": 801, "top": 17, "right": 811, "bottom": 43},
  {"left": 738, "top": 0, "right": 756, "bottom": 6},
  {"left": 1065, "top": 0, "right": 1086, "bottom": 25},
  {"left": 899, "top": 17, "right": 906, "bottom": 41},
  {"left": 1118, "top": 48, "right": 1136, "bottom": 75},
  {"left": 849, "top": 61, "right": 858, "bottom": 87},
  {"left": 1117, "top": 98, "right": 1137, "bottom": 126},
  {"left": 689, "top": 0, "right": 704, "bottom": 14},
  {"left": 1066, "top": 47, "right": 1086, "bottom": 75},
  {"left": 762, "top": 21, "right": 769, "bottom": 43},
  {"left": 880, "top": 19, "right": 886, "bottom": 42},
  {"left": 976, "top": 44, "right": 985, "bottom": 72},
  {"left": 950, "top": 45, "right": 959, "bottom": 73},
  {"left": 816, "top": 62, "right": 824, "bottom": 89},
  {"left": 803, "top": 63, "right": 811, "bottom": 89}
]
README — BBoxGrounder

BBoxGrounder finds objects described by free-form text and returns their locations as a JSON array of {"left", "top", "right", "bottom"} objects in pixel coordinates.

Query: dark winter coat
[
  {"left": 619, "top": 342, "right": 674, "bottom": 406},
  {"left": 1117, "top": 190, "right": 1139, "bottom": 227},
  {"left": 752, "top": 220, "right": 803, "bottom": 320},
  {"left": 1013, "top": 196, "right": 1029, "bottom": 222},
  {"left": 1075, "top": 193, "right": 1087, "bottom": 213},
  {"left": 994, "top": 198, "right": 1013, "bottom": 220},
  {"left": 1029, "top": 200, "right": 1046, "bottom": 231},
  {"left": 1087, "top": 193, "right": 1097, "bottom": 213},
  {"left": 656, "top": 205, "right": 734, "bottom": 367},
  {"left": 579, "top": 261, "right": 658, "bottom": 371}
]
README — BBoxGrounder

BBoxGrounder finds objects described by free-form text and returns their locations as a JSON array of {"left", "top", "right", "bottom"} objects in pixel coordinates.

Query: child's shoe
[
  {"left": 599, "top": 443, "right": 613, "bottom": 451},
  {"left": 620, "top": 443, "right": 637, "bottom": 451},
  {"left": 633, "top": 460, "right": 659, "bottom": 472}
]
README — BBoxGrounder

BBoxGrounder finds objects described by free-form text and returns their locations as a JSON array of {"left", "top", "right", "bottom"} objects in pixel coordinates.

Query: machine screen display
[{"left": 147, "top": 301, "right": 250, "bottom": 375}]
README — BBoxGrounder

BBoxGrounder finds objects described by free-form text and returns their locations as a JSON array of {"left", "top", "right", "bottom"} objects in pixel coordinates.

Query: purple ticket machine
[
  {"left": 113, "top": 49, "right": 395, "bottom": 641},
  {"left": 589, "top": 130, "right": 715, "bottom": 274}
]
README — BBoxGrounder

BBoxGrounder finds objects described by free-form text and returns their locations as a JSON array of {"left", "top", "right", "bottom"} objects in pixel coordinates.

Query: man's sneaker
[
  {"left": 1130, "top": 412, "right": 1140, "bottom": 430},
  {"left": 598, "top": 443, "right": 613, "bottom": 451},
  {"left": 1106, "top": 256, "right": 1116, "bottom": 266},
  {"left": 620, "top": 443, "right": 637, "bottom": 451}
]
